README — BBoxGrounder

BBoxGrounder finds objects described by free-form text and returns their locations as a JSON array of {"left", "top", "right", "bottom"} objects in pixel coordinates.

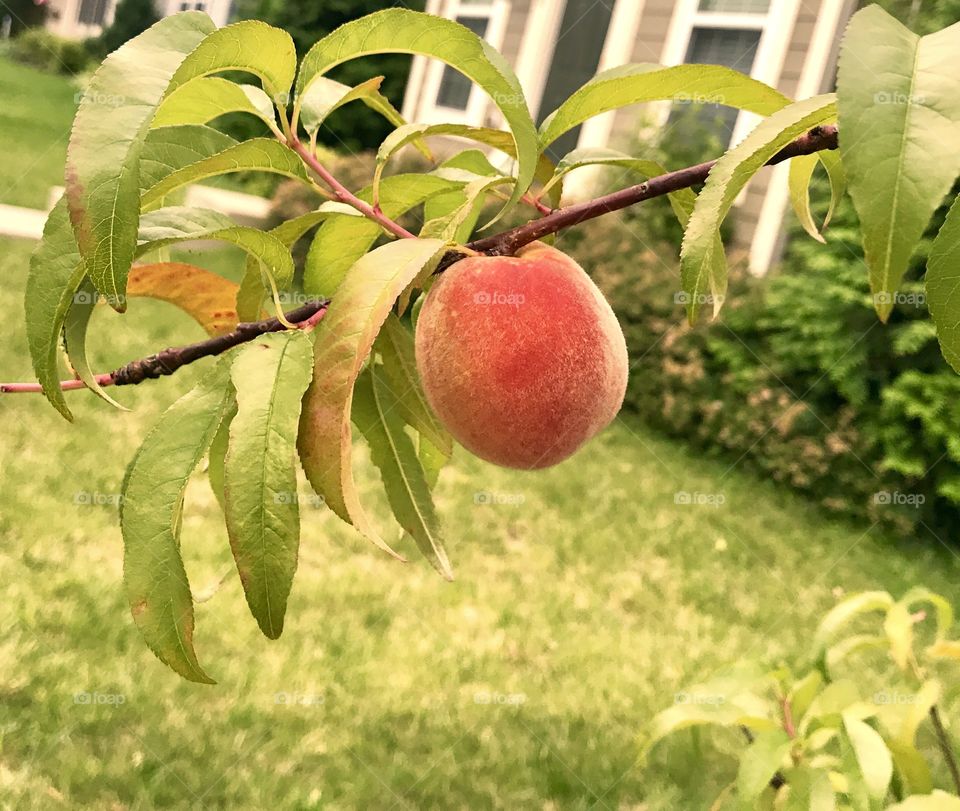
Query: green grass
[
  {"left": 4, "top": 57, "right": 960, "bottom": 809},
  {"left": 0, "top": 57, "right": 79, "bottom": 209},
  {"left": 4, "top": 225, "right": 960, "bottom": 807}
]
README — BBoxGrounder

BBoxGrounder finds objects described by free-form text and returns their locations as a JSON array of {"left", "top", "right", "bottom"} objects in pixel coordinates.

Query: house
[
  {"left": 401, "top": 0, "right": 858, "bottom": 275},
  {"left": 44, "top": 0, "right": 232, "bottom": 40}
]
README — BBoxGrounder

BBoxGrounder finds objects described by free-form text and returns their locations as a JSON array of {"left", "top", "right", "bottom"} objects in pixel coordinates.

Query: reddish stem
[{"left": 287, "top": 136, "right": 416, "bottom": 240}]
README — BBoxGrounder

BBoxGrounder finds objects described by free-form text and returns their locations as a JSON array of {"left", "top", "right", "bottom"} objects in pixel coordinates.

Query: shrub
[
  {"left": 10, "top": 29, "right": 93, "bottom": 75},
  {"left": 565, "top": 185, "right": 960, "bottom": 536}
]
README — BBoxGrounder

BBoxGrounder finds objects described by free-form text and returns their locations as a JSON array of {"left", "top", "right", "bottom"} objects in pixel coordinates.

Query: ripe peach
[{"left": 414, "top": 242, "right": 628, "bottom": 469}]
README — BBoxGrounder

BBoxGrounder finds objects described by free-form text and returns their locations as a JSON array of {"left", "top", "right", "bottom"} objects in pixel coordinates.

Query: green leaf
[
  {"left": 224, "top": 331, "right": 314, "bottom": 639},
  {"left": 303, "top": 174, "right": 459, "bottom": 297},
  {"left": 352, "top": 367, "right": 453, "bottom": 580},
  {"left": 737, "top": 729, "right": 791, "bottom": 804},
  {"left": 375, "top": 315, "right": 452, "bottom": 456},
  {"left": 62, "top": 277, "right": 126, "bottom": 411},
  {"left": 884, "top": 601, "right": 914, "bottom": 671},
  {"left": 788, "top": 153, "right": 827, "bottom": 243},
  {"left": 898, "top": 680, "right": 940, "bottom": 746},
  {"left": 837, "top": 6, "right": 960, "bottom": 321},
  {"left": 298, "top": 75, "right": 422, "bottom": 156},
  {"left": 818, "top": 149, "right": 846, "bottom": 231},
  {"left": 66, "top": 12, "right": 215, "bottom": 311},
  {"left": 420, "top": 174, "right": 514, "bottom": 243},
  {"left": 141, "top": 139, "right": 312, "bottom": 205},
  {"left": 789, "top": 670, "right": 823, "bottom": 722},
  {"left": 641, "top": 699, "right": 775, "bottom": 761},
  {"left": 886, "top": 791, "right": 960, "bottom": 810},
  {"left": 297, "top": 238, "right": 446, "bottom": 557},
  {"left": 139, "top": 125, "right": 238, "bottom": 193},
  {"left": 926, "top": 195, "right": 960, "bottom": 373},
  {"left": 295, "top": 9, "right": 537, "bottom": 222},
  {"left": 24, "top": 197, "right": 87, "bottom": 420},
  {"left": 824, "top": 634, "right": 888, "bottom": 675},
  {"left": 167, "top": 20, "right": 296, "bottom": 102},
  {"left": 782, "top": 768, "right": 835, "bottom": 811},
  {"left": 803, "top": 680, "right": 862, "bottom": 728},
  {"left": 680, "top": 93, "right": 837, "bottom": 323},
  {"left": 152, "top": 77, "right": 277, "bottom": 130},
  {"left": 900, "top": 587, "right": 953, "bottom": 638},
  {"left": 842, "top": 714, "right": 893, "bottom": 800},
  {"left": 121, "top": 359, "right": 234, "bottom": 683},
  {"left": 137, "top": 206, "right": 295, "bottom": 288},
  {"left": 374, "top": 123, "right": 516, "bottom": 201},
  {"left": 418, "top": 435, "right": 450, "bottom": 491},
  {"left": 539, "top": 63, "right": 790, "bottom": 150},
  {"left": 814, "top": 591, "right": 894, "bottom": 651},
  {"left": 236, "top": 208, "right": 354, "bottom": 320},
  {"left": 887, "top": 738, "right": 934, "bottom": 797},
  {"left": 207, "top": 400, "right": 235, "bottom": 513}
]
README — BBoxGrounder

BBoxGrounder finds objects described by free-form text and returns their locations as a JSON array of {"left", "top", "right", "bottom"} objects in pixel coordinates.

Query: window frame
[
  {"left": 412, "top": 0, "right": 512, "bottom": 126},
  {"left": 659, "top": 0, "right": 801, "bottom": 149}
]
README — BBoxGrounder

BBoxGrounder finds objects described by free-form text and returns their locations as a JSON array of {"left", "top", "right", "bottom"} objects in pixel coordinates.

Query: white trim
[
  {"left": 563, "top": 0, "right": 645, "bottom": 200},
  {"left": 657, "top": 0, "right": 800, "bottom": 148},
  {"left": 414, "top": 0, "right": 512, "bottom": 126},
  {"left": 401, "top": 0, "right": 445, "bottom": 121},
  {"left": 513, "top": 0, "right": 567, "bottom": 121},
  {"left": 748, "top": 0, "right": 850, "bottom": 274}
]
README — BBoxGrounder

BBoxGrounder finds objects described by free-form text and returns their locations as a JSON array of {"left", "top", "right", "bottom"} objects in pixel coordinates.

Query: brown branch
[
  {"left": 930, "top": 705, "right": 960, "bottom": 795},
  {"left": 0, "top": 299, "right": 327, "bottom": 394},
  {"left": 3, "top": 125, "right": 838, "bottom": 396},
  {"left": 460, "top": 124, "right": 839, "bottom": 261}
]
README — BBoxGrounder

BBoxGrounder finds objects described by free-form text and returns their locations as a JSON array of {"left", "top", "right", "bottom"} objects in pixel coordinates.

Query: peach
[{"left": 414, "top": 242, "right": 628, "bottom": 470}]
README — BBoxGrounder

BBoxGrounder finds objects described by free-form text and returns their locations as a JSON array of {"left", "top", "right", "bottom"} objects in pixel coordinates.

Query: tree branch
[
  {"left": 461, "top": 124, "right": 839, "bottom": 260},
  {"left": 930, "top": 705, "right": 960, "bottom": 795},
  {"left": 3, "top": 125, "right": 838, "bottom": 396},
  {"left": 0, "top": 299, "right": 327, "bottom": 394},
  {"left": 287, "top": 135, "right": 417, "bottom": 240}
]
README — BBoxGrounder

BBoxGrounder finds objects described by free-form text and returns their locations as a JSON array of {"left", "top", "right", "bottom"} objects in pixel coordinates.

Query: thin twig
[
  {"left": 287, "top": 136, "right": 416, "bottom": 240},
  {"left": 0, "top": 299, "right": 327, "bottom": 394},
  {"left": 929, "top": 705, "right": 960, "bottom": 795},
  {"left": 461, "top": 125, "right": 839, "bottom": 260}
]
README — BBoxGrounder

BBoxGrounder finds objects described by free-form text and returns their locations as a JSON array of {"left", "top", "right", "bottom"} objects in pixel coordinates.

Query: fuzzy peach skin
[{"left": 414, "top": 242, "right": 628, "bottom": 469}]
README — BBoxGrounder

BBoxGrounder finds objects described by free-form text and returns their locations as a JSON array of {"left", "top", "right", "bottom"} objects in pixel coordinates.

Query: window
[
  {"left": 77, "top": 0, "right": 109, "bottom": 25},
  {"left": 662, "top": 0, "right": 783, "bottom": 149},
  {"left": 411, "top": 0, "right": 509, "bottom": 125},
  {"left": 435, "top": 14, "right": 490, "bottom": 111}
]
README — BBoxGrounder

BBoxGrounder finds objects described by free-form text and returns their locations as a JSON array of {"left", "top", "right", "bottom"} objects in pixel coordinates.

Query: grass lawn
[
  {"left": 3, "top": 227, "right": 960, "bottom": 807},
  {"left": 0, "top": 57, "right": 79, "bottom": 209},
  {"left": 3, "top": 56, "right": 960, "bottom": 810}
]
